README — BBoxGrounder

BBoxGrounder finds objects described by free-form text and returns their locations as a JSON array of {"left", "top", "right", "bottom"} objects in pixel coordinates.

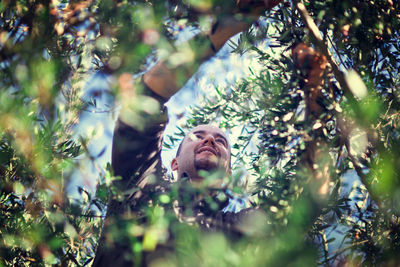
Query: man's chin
[{"left": 194, "top": 159, "right": 219, "bottom": 172}]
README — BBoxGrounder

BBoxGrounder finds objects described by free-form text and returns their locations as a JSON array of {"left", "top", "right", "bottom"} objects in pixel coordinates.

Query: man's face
[{"left": 171, "top": 125, "right": 231, "bottom": 181}]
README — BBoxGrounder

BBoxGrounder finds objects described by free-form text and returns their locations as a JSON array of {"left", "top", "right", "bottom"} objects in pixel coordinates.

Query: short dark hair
[{"left": 176, "top": 137, "right": 185, "bottom": 157}]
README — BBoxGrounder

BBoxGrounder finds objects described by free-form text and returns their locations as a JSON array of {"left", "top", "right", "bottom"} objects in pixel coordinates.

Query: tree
[{"left": 0, "top": 0, "right": 399, "bottom": 266}]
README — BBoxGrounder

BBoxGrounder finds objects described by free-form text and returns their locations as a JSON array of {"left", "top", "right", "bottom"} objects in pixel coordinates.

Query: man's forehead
[
  {"left": 182, "top": 125, "right": 230, "bottom": 146},
  {"left": 190, "top": 125, "right": 227, "bottom": 137}
]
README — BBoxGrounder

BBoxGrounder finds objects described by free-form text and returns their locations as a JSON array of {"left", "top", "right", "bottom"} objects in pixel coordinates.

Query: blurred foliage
[{"left": 0, "top": 0, "right": 399, "bottom": 266}]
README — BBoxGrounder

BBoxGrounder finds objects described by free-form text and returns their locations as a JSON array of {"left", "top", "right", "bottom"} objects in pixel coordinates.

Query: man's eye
[
  {"left": 195, "top": 134, "right": 204, "bottom": 139},
  {"left": 216, "top": 139, "right": 226, "bottom": 145}
]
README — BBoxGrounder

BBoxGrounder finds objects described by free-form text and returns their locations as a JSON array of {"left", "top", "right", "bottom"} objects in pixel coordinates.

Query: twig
[
  {"left": 327, "top": 34, "right": 348, "bottom": 69},
  {"left": 335, "top": 144, "right": 343, "bottom": 167},
  {"left": 320, "top": 230, "right": 330, "bottom": 267},
  {"left": 344, "top": 140, "right": 383, "bottom": 210},
  {"left": 329, "top": 239, "right": 369, "bottom": 256}
]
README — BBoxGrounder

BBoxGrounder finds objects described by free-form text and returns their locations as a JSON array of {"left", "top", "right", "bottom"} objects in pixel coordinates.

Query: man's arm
[
  {"left": 111, "top": 15, "right": 259, "bottom": 196},
  {"left": 142, "top": 16, "right": 254, "bottom": 100},
  {"left": 112, "top": 0, "right": 284, "bottom": 192},
  {"left": 142, "top": 0, "right": 285, "bottom": 99}
]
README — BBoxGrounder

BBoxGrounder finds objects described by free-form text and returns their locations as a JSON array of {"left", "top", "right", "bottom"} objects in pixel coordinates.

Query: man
[
  {"left": 171, "top": 124, "right": 231, "bottom": 184},
  {"left": 93, "top": 1, "right": 330, "bottom": 266}
]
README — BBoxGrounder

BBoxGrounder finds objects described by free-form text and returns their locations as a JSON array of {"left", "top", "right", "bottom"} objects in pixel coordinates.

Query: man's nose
[{"left": 202, "top": 135, "right": 216, "bottom": 146}]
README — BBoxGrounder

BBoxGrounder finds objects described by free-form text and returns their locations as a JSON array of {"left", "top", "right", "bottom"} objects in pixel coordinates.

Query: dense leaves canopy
[{"left": 0, "top": 0, "right": 399, "bottom": 266}]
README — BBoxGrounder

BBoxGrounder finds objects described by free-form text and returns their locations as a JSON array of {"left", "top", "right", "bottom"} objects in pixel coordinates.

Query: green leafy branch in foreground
[{"left": 0, "top": 0, "right": 400, "bottom": 266}]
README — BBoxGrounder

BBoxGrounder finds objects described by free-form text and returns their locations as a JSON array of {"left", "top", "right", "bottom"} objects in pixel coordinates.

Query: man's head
[{"left": 171, "top": 124, "right": 231, "bottom": 182}]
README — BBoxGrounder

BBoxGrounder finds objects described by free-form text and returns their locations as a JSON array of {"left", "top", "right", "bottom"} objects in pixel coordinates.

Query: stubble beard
[{"left": 194, "top": 154, "right": 219, "bottom": 171}]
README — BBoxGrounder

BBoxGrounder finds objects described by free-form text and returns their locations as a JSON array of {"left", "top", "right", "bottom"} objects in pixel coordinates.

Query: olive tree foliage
[
  {"left": 167, "top": 0, "right": 400, "bottom": 265},
  {"left": 0, "top": 0, "right": 177, "bottom": 265},
  {"left": 0, "top": 0, "right": 399, "bottom": 266}
]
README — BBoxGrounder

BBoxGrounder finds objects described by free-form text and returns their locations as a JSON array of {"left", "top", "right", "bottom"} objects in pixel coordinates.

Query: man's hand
[
  {"left": 292, "top": 43, "right": 327, "bottom": 88},
  {"left": 292, "top": 44, "right": 330, "bottom": 197},
  {"left": 292, "top": 43, "right": 327, "bottom": 118}
]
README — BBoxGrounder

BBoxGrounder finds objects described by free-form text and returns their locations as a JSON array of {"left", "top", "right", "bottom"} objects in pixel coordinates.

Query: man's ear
[{"left": 171, "top": 158, "right": 178, "bottom": 171}]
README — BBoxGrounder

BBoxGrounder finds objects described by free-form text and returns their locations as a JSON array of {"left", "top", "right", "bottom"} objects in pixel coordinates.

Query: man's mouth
[{"left": 196, "top": 146, "right": 218, "bottom": 156}]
